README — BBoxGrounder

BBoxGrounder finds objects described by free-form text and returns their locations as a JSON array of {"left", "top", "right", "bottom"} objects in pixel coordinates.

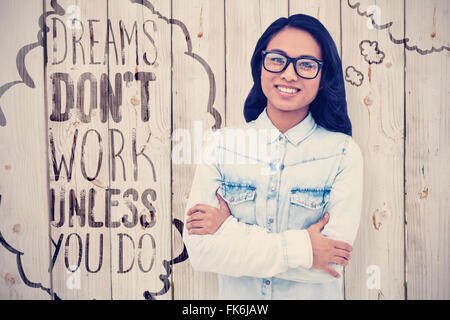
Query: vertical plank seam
[
  {"left": 339, "top": 0, "right": 343, "bottom": 62},
  {"left": 403, "top": 0, "right": 408, "bottom": 301},
  {"left": 42, "top": 0, "right": 54, "bottom": 300},
  {"left": 223, "top": 0, "right": 227, "bottom": 127},
  {"left": 339, "top": 0, "right": 346, "bottom": 300},
  {"left": 169, "top": 0, "right": 174, "bottom": 300},
  {"left": 106, "top": 0, "right": 114, "bottom": 301}
]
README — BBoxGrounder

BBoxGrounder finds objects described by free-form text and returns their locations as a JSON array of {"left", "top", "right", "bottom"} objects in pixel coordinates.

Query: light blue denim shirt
[{"left": 183, "top": 107, "right": 364, "bottom": 300}]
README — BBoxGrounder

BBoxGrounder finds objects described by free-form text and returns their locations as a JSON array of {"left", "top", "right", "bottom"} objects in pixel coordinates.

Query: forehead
[{"left": 266, "top": 27, "right": 322, "bottom": 59}]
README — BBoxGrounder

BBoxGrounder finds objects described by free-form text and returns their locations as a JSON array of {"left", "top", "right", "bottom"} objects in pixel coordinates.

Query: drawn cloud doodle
[
  {"left": 360, "top": 40, "right": 385, "bottom": 65},
  {"left": 345, "top": 66, "right": 364, "bottom": 87},
  {"left": 0, "top": 0, "right": 218, "bottom": 299},
  {"left": 348, "top": 0, "right": 450, "bottom": 55}
]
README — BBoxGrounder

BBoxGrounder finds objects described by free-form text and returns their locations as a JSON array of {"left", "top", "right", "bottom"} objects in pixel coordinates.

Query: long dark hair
[{"left": 243, "top": 14, "right": 352, "bottom": 136}]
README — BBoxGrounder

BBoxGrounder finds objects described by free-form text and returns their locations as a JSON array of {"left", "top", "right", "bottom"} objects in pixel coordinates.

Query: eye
[
  {"left": 267, "top": 53, "right": 286, "bottom": 65},
  {"left": 298, "top": 60, "right": 317, "bottom": 70}
]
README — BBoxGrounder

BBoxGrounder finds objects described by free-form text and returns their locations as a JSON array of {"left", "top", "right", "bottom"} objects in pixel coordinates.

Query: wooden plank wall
[{"left": 0, "top": 0, "right": 448, "bottom": 300}]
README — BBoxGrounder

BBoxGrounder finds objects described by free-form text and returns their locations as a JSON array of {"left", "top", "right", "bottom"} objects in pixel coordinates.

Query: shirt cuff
[
  {"left": 215, "top": 215, "right": 234, "bottom": 235},
  {"left": 283, "top": 229, "right": 313, "bottom": 269}
]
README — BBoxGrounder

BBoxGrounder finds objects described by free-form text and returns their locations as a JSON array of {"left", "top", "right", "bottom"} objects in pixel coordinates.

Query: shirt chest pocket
[
  {"left": 217, "top": 183, "right": 257, "bottom": 225},
  {"left": 288, "top": 188, "right": 330, "bottom": 230}
]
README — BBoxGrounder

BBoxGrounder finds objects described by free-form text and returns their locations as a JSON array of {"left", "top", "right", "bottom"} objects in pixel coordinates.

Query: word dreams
[{"left": 50, "top": 17, "right": 158, "bottom": 66}]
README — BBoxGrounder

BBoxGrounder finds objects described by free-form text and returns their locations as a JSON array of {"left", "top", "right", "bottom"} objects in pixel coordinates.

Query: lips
[{"left": 275, "top": 85, "right": 301, "bottom": 95}]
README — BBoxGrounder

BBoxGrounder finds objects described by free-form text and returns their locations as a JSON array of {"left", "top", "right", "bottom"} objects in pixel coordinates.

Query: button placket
[
  {"left": 261, "top": 278, "right": 272, "bottom": 299},
  {"left": 273, "top": 134, "right": 287, "bottom": 233}
]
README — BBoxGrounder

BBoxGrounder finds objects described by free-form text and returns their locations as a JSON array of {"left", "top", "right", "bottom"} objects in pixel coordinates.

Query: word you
[{"left": 51, "top": 231, "right": 156, "bottom": 275}]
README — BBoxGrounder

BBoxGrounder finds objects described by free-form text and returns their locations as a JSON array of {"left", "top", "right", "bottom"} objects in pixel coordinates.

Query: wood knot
[
  {"left": 419, "top": 187, "right": 429, "bottom": 199},
  {"left": 4, "top": 273, "right": 16, "bottom": 286},
  {"left": 12, "top": 224, "right": 21, "bottom": 233},
  {"left": 363, "top": 96, "right": 373, "bottom": 107}
]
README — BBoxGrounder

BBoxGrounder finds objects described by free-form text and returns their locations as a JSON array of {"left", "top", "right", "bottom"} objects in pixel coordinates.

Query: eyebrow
[{"left": 268, "top": 48, "right": 321, "bottom": 60}]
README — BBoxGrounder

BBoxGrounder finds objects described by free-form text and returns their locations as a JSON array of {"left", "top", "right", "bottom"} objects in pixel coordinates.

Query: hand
[
  {"left": 186, "top": 191, "right": 231, "bottom": 235},
  {"left": 307, "top": 212, "right": 353, "bottom": 278}
]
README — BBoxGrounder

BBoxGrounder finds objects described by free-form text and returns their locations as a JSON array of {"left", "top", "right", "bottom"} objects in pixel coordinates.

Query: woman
[{"left": 183, "top": 14, "right": 363, "bottom": 300}]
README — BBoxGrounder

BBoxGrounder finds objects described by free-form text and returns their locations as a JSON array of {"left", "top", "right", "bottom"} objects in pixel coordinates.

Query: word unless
[{"left": 50, "top": 186, "right": 156, "bottom": 229}]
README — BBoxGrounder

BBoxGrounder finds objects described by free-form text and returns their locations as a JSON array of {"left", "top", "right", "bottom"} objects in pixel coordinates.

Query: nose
[{"left": 280, "top": 61, "right": 298, "bottom": 81}]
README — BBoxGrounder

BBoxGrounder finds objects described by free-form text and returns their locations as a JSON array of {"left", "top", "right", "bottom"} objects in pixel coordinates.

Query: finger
[
  {"left": 333, "top": 240, "right": 352, "bottom": 252},
  {"left": 188, "top": 228, "right": 208, "bottom": 235},
  {"left": 324, "top": 266, "right": 340, "bottom": 278},
  {"left": 186, "top": 212, "right": 206, "bottom": 223},
  {"left": 216, "top": 191, "right": 225, "bottom": 204},
  {"left": 187, "top": 204, "right": 208, "bottom": 216},
  {"left": 186, "top": 205, "right": 202, "bottom": 216},
  {"left": 311, "top": 212, "right": 329, "bottom": 231},
  {"left": 216, "top": 192, "right": 230, "bottom": 212},
  {"left": 331, "top": 256, "right": 348, "bottom": 266},
  {"left": 186, "top": 220, "right": 207, "bottom": 230},
  {"left": 334, "top": 249, "right": 351, "bottom": 260}
]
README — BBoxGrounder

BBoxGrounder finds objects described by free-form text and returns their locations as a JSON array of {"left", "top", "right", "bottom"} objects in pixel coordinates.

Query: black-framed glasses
[{"left": 261, "top": 50, "right": 324, "bottom": 79}]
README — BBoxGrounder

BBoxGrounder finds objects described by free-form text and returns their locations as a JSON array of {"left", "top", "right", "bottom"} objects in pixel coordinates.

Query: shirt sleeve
[
  {"left": 321, "top": 137, "right": 364, "bottom": 246},
  {"left": 182, "top": 130, "right": 313, "bottom": 278},
  {"left": 275, "top": 136, "right": 364, "bottom": 282}
]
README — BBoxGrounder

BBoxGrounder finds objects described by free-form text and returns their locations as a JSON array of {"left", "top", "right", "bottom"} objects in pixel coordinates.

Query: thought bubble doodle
[
  {"left": 348, "top": 0, "right": 450, "bottom": 55},
  {"left": 345, "top": 66, "right": 364, "bottom": 87},
  {"left": 360, "top": 40, "right": 385, "bottom": 65},
  {"left": 0, "top": 0, "right": 219, "bottom": 300}
]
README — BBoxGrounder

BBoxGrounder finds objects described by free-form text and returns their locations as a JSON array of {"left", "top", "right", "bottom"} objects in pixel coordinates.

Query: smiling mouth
[{"left": 275, "top": 85, "right": 301, "bottom": 94}]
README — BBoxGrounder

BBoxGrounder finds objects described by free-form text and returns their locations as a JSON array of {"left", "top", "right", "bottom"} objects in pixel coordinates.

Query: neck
[{"left": 266, "top": 105, "right": 309, "bottom": 133}]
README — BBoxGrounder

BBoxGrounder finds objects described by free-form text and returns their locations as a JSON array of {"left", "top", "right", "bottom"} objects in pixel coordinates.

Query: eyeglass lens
[{"left": 264, "top": 52, "right": 319, "bottom": 79}]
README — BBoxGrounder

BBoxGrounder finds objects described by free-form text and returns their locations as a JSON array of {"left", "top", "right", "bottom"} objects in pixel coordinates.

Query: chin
[{"left": 271, "top": 103, "right": 307, "bottom": 113}]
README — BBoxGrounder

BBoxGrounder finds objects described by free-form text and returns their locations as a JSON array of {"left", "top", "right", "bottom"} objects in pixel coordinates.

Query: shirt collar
[{"left": 254, "top": 107, "right": 317, "bottom": 145}]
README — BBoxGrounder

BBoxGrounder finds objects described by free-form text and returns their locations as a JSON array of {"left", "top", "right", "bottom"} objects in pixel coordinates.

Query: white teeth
[{"left": 277, "top": 86, "right": 299, "bottom": 94}]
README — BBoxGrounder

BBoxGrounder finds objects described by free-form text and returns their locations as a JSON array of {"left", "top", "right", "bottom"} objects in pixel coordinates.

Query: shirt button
[
  {"left": 265, "top": 280, "right": 271, "bottom": 285},
  {"left": 271, "top": 186, "right": 276, "bottom": 192},
  {"left": 268, "top": 218, "right": 274, "bottom": 224}
]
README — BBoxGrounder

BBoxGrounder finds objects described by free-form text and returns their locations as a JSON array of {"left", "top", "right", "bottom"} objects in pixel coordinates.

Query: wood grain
[
  {"left": 405, "top": 0, "right": 450, "bottom": 300},
  {"left": 0, "top": 0, "right": 51, "bottom": 300},
  {"left": 45, "top": 0, "right": 112, "bottom": 299},
  {"left": 341, "top": 0, "right": 405, "bottom": 299},
  {"left": 225, "top": 0, "right": 289, "bottom": 127},
  {"left": 171, "top": 0, "right": 225, "bottom": 300},
  {"left": 0, "top": 0, "right": 448, "bottom": 300}
]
